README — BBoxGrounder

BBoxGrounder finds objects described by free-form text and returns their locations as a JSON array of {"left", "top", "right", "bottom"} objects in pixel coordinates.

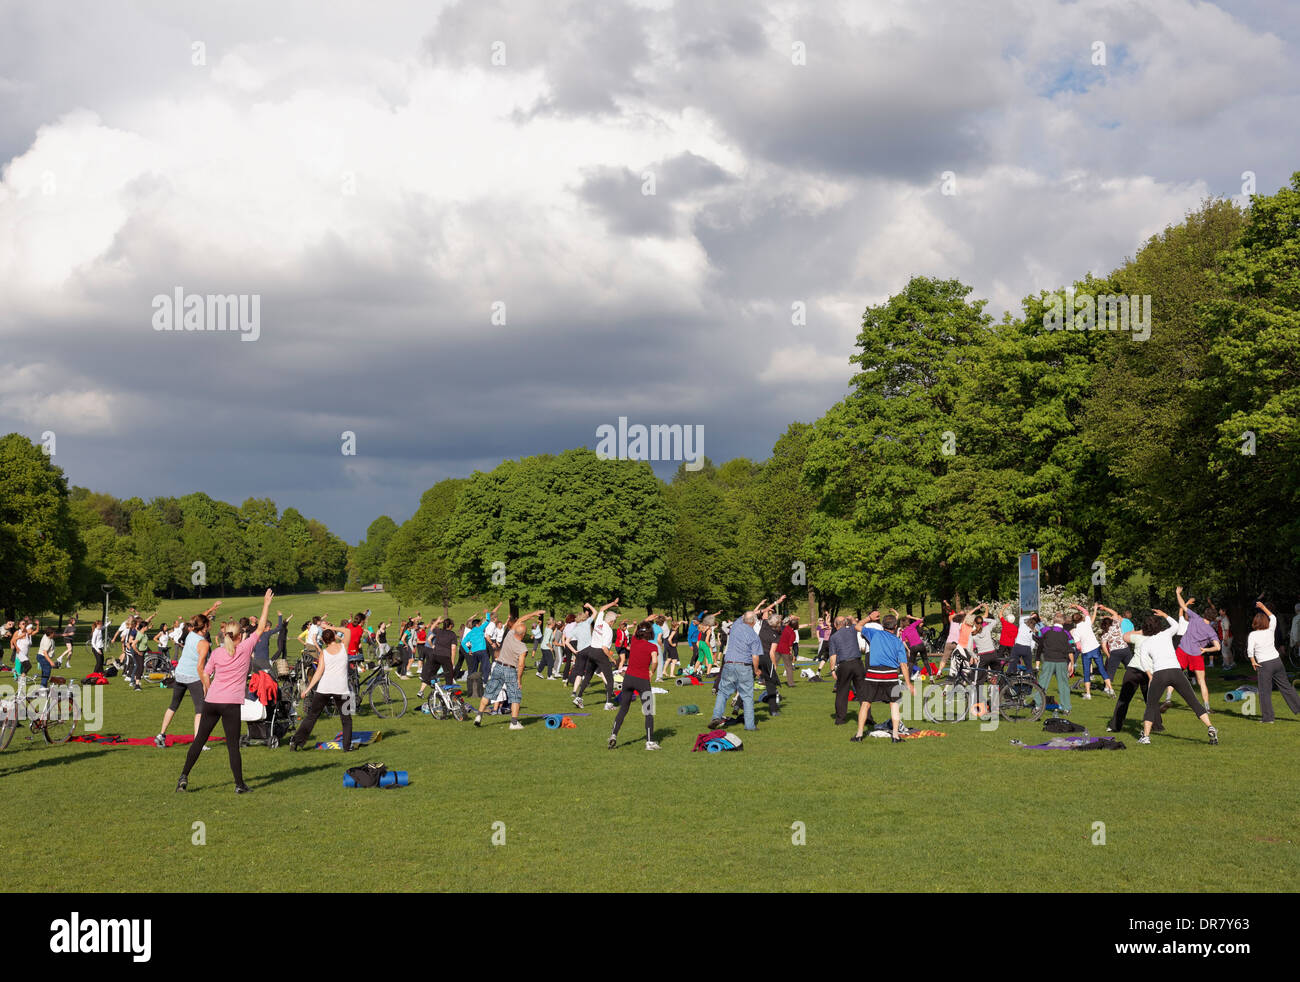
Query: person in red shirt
[
  {"left": 776, "top": 616, "right": 798, "bottom": 685},
  {"left": 346, "top": 612, "right": 366, "bottom": 665},
  {"left": 608, "top": 621, "right": 660, "bottom": 751},
  {"left": 996, "top": 603, "right": 1019, "bottom": 663}
]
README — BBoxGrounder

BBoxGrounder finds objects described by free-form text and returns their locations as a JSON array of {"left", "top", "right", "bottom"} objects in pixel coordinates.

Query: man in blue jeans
[{"left": 709, "top": 610, "right": 763, "bottom": 731}]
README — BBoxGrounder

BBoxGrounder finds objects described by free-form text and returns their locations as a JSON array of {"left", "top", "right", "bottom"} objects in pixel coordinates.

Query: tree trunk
[{"left": 807, "top": 587, "right": 817, "bottom": 629}]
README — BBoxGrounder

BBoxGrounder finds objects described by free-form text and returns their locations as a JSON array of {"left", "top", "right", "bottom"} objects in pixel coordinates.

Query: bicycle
[
  {"left": 0, "top": 674, "right": 80, "bottom": 750},
  {"left": 423, "top": 680, "right": 470, "bottom": 721},
  {"left": 922, "top": 653, "right": 1045, "bottom": 724},
  {"left": 352, "top": 653, "right": 407, "bottom": 718}
]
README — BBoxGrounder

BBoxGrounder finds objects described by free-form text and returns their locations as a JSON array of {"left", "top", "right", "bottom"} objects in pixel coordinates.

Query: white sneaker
[
  {"left": 508, "top": 720, "right": 523, "bottom": 730},
  {"left": 603, "top": 702, "right": 615, "bottom": 711},
  {"left": 1082, "top": 693, "right": 1092, "bottom": 700},
  {"left": 645, "top": 741, "right": 661, "bottom": 750},
  {"left": 1137, "top": 734, "right": 1151, "bottom": 745},
  {"left": 154, "top": 734, "right": 165, "bottom": 748}
]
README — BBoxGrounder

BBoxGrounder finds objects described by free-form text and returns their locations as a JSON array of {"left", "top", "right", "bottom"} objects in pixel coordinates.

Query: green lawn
[{"left": 5, "top": 593, "right": 1298, "bottom": 892}]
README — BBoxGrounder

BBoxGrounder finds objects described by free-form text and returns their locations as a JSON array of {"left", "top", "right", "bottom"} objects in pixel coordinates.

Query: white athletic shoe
[
  {"left": 154, "top": 734, "right": 165, "bottom": 748},
  {"left": 474, "top": 713, "right": 483, "bottom": 727},
  {"left": 1082, "top": 693, "right": 1092, "bottom": 700},
  {"left": 645, "top": 741, "right": 660, "bottom": 750},
  {"left": 508, "top": 720, "right": 523, "bottom": 731},
  {"left": 603, "top": 702, "right": 615, "bottom": 711},
  {"left": 572, "top": 696, "right": 584, "bottom": 709},
  {"left": 1137, "top": 734, "right": 1151, "bottom": 745}
]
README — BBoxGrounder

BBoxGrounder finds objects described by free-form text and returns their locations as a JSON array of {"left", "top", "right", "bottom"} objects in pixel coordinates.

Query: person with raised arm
[
  {"left": 155, "top": 600, "right": 222, "bottom": 747},
  {"left": 461, "top": 600, "right": 503, "bottom": 699},
  {"left": 475, "top": 609, "right": 546, "bottom": 729},
  {"left": 1249, "top": 600, "right": 1300, "bottom": 723},
  {"left": 573, "top": 598, "right": 620, "bottom": 710},
  {"left": 1172, "top": 586, "right": 1219, "bottom": 712},
  {"left": 1137, "top": 605, "right": 1217, "bottom": 746},
  {"left": 1068, "top": 602, "right": 1114, "bottom": 699},
  {"left": 175, "top": 589, "right": 273, "bottom": 793}
]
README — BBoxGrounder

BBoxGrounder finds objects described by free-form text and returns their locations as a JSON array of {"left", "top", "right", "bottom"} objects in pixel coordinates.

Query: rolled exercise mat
[
  {"left": 544, "top": 714, "right": 562, "bottom": 729},
  {"left": 678, "top": 704, "right": 699, "bottom": 715},
  {"left": 378, "top": 770, "right": 409, "bottom": 788},
  {"left": 343, "top": 772, "right": 357, "bottom": 788},
  {"left": 705, "top": 740, "right": 726, "bottom": 753}
]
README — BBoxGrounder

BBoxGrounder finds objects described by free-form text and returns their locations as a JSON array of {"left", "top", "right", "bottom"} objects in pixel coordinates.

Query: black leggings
[
  {"left": 575, "top": 648, "right": 615, "bottom": 699},
  {"left": 1108, "top": 666, "right": 1149, "bottom": 730},
  {"left": 611, "top": 676, "right": 654, "bottom": 741},
  {"left": 168, "top": 678, "right": 206, "bottom": 713},
  {"left": 180, "top": 703, "right": 243, "bottom": 784},
  {"left": 129, "top": 650, "right": 145, "bottom": 685},
  {"left": 92, "top": 646, "right": 104, "bottom": 675},
  {"left": 419, "top": 647, "right": 454, "bottom": 686},
  {"left": 1104, "top": 646, "right": 1131, "bottom": 678},
  {"left": 292, "top": 693, "right": 352, "bottom": 750},
  {"left": 1144, "top": 668, "right": 1206, "bottom": 723}
]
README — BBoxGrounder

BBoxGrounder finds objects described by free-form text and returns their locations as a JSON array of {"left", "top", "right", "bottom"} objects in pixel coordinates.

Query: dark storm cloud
[{"left": 2, "top": 0, "right": 1298, "bottom": 542}]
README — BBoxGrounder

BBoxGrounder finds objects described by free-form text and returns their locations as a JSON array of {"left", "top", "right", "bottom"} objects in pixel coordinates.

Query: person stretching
[
  {"left": 573, "top": 599, "right": 619, "bottom": 710},
  {"left": 608, "top": 621, "right": 661, "bottom": 750},
  {"left": 175, "top": 589, "right": 273, "bottom": 793},
  {"left": 155, "top": 602, "right": 221, "bottom": 746},
  {"left": 1249, "top": 601, "right": 1300, "bottom": 723},
  {"left": 475, "top": 611, "right": 545, "bottom": 728},
  {"left": 1172, "top": 586, "right": 1219, "bottom": 713},
  {"left": 1138, "top": 609, "right": 1217, "bottom": 746},
  {"left": 291, "top": 627, "right": 354, "bottom": 752},
  {"left": 851, "top": 615, "right": 915, "bottom": 743},
  {"left": 1068, "top": 603, "right": 1114, "bottom": 699}
]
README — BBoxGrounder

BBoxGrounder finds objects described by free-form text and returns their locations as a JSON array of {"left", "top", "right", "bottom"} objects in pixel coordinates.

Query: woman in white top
[
  {"left": 1248, "top": 601, "right": 1300, "bottom": 723},
  {"left": 12, "top": 622, "right": 33, "bottom": 678},
  {"left": 290, "top": 627, "right": 353, "bottom": 751},
  {"left": 1133, "top": 610, "right": 1217, "bottom": 745}
]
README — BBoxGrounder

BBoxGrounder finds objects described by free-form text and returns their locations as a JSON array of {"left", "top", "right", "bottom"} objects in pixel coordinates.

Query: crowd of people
[{"left": 3, "top": 584, "right": 1300, "bottom": 790}]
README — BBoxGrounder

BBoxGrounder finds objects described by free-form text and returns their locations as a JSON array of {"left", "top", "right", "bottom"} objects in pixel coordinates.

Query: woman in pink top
[{"left": 176, "top": 589, "right": 273, "bottom": 794}]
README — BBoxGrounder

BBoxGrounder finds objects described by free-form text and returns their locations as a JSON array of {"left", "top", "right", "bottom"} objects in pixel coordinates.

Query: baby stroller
[{"left": 240, "top": 671, "right": 297, "bottom": 748}]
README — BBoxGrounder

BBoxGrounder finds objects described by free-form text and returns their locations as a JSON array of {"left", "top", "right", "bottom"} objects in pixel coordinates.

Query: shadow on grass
[
  {"left": 247, "top": 761, "right": 340, "bottom": 789},
  {"left": 0, "top": 745, "right": 119, "bottom": 778}
]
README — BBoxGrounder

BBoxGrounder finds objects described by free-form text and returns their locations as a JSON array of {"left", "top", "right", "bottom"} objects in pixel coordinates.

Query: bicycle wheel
[
  {"left": 922, "top": 680, "right": 972, "bottom": 723},
  {"left": 451, "top": 699, "right": 467, "bottom": 722},
  {"left": 38, "top": 686, "right": 79, "bottom": 738},
  {"left": 143, "top": 654, "right": 168, "bottom": 676},
  {"left": 998, "top": 678, "right": 1044, "bottom": 722},
  {"left": 369, "top": 676, "right": 407, "bottom": 718}
]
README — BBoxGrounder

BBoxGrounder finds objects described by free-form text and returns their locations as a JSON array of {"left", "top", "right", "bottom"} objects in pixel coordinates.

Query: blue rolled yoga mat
[
  {"left": 705, "top": 740, "right": 725, "bottom": 753},
  {"left": 678, "top": 704, "right": 699, "bottom": 715},
  {"left": 378, "top": 770, "right": 408, "bottom": 788},
  {"left": 543, "top": 714, "right": 562, "bottom": 729}
]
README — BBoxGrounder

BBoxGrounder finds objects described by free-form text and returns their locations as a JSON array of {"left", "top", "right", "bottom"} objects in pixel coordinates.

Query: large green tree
[{"left": 0, "top": 434, "right": 86, "bottom": 618}]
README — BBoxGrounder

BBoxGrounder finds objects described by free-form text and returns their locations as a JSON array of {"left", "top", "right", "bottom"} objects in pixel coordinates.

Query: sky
[{"left": 1, "top": 0, "right": 1297, "bottom": 543}]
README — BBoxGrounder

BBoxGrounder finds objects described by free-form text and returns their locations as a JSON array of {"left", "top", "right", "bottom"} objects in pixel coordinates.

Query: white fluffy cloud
[{"left": 0, "top": 0, "right": 1296, "bottom": 539}]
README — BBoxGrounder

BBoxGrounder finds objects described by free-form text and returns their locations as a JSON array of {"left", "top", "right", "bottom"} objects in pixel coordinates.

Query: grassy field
[{"left": 5, "top": 592, "right": 1298, "bottom": 892}]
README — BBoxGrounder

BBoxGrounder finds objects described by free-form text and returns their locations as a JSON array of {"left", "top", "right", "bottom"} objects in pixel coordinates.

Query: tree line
[{"left": 5, "top": 174, "right": 1297, "bottom": 644}]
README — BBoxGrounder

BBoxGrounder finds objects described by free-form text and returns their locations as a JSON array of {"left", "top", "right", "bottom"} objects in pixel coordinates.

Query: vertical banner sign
[{"left": 1018, "top": 551, "right": 1039, "bottom": 614}]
